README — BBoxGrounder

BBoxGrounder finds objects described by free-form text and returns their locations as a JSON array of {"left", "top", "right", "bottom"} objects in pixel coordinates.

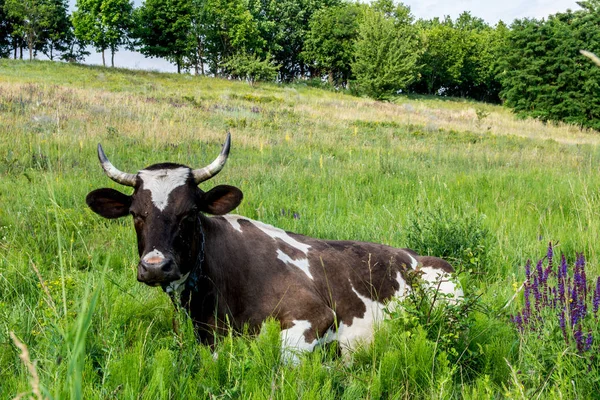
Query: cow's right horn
[
  {"left": 192, "top": 133, "right": 231, "bottom": 184},
  {"left": 97, "top": 144, "right": 137, "bottom": 187}
]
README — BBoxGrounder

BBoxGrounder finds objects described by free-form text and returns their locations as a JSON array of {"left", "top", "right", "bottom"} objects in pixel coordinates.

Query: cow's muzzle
[{"left": 137, "top": 257, "right": 180, "bottom": 285}]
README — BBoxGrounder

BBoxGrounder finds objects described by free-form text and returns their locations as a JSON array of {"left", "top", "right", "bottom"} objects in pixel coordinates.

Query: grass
[{"left": 1, "top": 59, "right": 600, "bottom": 398}]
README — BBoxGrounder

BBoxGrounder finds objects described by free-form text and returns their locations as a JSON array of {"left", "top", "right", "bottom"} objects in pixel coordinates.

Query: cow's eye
[
  {"left": 178, "top": 209, "right": 197, "bottom": 225},
  {"left": 130, "top": 211, "right": 145, "bottom": 222}
]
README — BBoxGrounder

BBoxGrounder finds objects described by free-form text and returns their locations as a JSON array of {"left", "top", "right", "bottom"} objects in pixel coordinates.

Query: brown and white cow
[{"left": 86, "top": 134, "right": 462, "bottom": 358}]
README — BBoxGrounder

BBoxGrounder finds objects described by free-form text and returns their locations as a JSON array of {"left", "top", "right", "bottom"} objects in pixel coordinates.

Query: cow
[{"left": 86, "top": 134, "right": 462, "bottom": 359}]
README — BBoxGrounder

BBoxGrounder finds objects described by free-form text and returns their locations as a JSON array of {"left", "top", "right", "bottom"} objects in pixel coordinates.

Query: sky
[{"left": 80, "top": 0, "right": 582, "bottom": 73}]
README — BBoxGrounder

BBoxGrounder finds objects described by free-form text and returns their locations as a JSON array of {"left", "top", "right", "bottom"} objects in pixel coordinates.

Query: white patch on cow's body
[
  {"left": 336, "top": 286, "right": 387, "bottom": 350},
  {"left": 280, "top": 320, "right": 317, "bottom": 352},
  {"left": 280, "top": 320, "right": 318, "bottom": 363},
  {"left": 276, "top": 249, "right": 313, "bottom": 280},
  {"left": 279, "top": 318, "right": 338, "bottom": 363},
  {"left": 222, "top": 215, "right": 314, "bottom": 279},
  {"left": 222, "top": 215, "right": 311, "bottom": 254},
  {"left": 222, "top": 214, "right": 243, "bottom": 232},
  {"left": 142, "top": 249, "right": 166, "bottom": 262},
  {"left": 405, "top": 252, "right": 418, "bottom": 269},
  {"left": 419, "top": 266, "right": 464, "bottom": 303},
  {"left": 165, "top": 271, "right": 190, "bottom": 294},
  {"left": 138, "top": 167, "right": 190, "bottom": 211},
  {"left": 330, "top": 273, "right": 409, "bottom": 353}
]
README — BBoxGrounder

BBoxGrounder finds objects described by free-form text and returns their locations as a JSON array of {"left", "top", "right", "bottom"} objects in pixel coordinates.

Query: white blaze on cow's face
[{"left": 138, "top": 167, "right": 191, "bottom": 211}]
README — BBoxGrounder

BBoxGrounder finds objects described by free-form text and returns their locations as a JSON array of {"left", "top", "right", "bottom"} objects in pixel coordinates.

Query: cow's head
[{"left": 86, "top": 134, "right": 242, "bottom": 291}]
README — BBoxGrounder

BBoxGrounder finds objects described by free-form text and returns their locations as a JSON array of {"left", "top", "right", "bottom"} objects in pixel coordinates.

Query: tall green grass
[{"left": 1, "top": 59, "right": 600, "bottom": 398}]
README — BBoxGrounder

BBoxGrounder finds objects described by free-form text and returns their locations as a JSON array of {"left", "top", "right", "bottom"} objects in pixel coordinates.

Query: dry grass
[
  {"left": 10, "top": 332, "right": 45, "bottom": 400},
  {"left": 1, "top": 77, "right": 597, "bottom": 152}
]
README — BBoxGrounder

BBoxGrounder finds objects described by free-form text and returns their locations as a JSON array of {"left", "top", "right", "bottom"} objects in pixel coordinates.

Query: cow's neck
[
  {"left": 176, "top": 214, "right": 236, "bottom": 341},
  {"left": 183, "top": 215, "right": 206, "bottom": 292}
]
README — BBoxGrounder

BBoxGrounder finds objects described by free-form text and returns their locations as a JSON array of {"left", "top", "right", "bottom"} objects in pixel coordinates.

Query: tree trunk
[
  {"left": 50, "top": 45, "right": 53, "bottom": 61},
  {"left": 19, "top": 44, "right": 23, "bottom": 59},
  {"left": 328, "top": 69, "right": 334, "bottom": 85},
  {"left": 102, "top": 49, "right": 106, "bottom": 67},
  {"left": 197, "top": 37, "right": 205, "bottom": 75},
  {"left": 13, "top": 41, "right": 17, "bottom": 59},
  {"left": 111, "top": 48, "right": 115, "bottom": 67}
]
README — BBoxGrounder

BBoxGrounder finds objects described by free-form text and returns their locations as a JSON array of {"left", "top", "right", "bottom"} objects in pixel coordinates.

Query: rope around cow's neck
[
  {"left": 162, "top": 215, "right": 205, "bottom": 296},
  {"left": 185, "top": 215, "right": 205, "bottom": 292}
]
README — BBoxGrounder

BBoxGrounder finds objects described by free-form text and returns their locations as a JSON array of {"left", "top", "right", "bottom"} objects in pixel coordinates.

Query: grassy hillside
[{"left": 1, "top": 59, "right": 600, "bottom": 398}]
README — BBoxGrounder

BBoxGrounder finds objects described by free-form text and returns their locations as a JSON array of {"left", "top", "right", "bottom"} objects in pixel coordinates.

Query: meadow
[{"left": 1, "top": 59, "right": 600, "bottom": 399}]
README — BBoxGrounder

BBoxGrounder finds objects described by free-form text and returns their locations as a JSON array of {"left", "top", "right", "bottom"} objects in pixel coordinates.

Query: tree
[
  {"left": 4, "top": 0, "right": 55, "bottom": 60},
  {"left": 201, "top": 0, "right": 266, "bottom": 75},
  {"left": 72, "top": 0, "right": 134, "bottom": 67},
  {"left": 411, "top": 17, "right": 466, "bottom": 95},
  {"left": 37, "top": 0, "right": 71, "bottom": 60},
  {"left": 302, "top": 3, "right": 361, "bottom": 86},
  {"left": 60, "top": 24, "right": 90, "bottom": 62},
  {"left": 132, "top": 0, "right": 192, "bottom": 73},
  {"left": 0, "top": 0, "right": 13, "bottom": 57},
  {"left": 260, "top": 0, "right": 341, "bottom": 81},
  {"left": 352, "top": 3, "right": 421, "bottom": 99},
  {"left": 499, "top": 3, "right": 600, "bottom": 129}
]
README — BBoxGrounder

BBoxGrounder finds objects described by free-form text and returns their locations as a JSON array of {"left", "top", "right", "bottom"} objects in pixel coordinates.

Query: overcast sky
[{"left": 82, "top": 0, "right": 582, "bottom": 73}]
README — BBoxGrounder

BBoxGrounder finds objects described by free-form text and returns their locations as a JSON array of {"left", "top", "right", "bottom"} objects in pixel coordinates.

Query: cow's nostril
[{"left": 161, "top": 260, "right": 173, "bottom": 272}]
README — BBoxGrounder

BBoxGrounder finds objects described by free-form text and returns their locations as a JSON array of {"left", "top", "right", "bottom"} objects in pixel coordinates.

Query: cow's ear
[
  {"left": 86, "top": 188, "right": 132, "bottom": 219},
  {"left": 200, "top": 185, "right": 243, "bottom": 215}
]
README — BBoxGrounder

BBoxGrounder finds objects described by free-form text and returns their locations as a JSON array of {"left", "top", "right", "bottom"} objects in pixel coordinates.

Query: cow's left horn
[
  {"left": 97, "top": 144, "right": 137, "bottom": 187},
  {"left": 193, "top": 133, "right": 231, "bottom": 184}
]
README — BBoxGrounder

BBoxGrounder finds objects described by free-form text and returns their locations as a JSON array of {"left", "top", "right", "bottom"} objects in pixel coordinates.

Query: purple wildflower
[
  {"left": 512, "top": 314, "right": 524, "bottom": 332},
  {"left": 593, "top": 277, "right": 600, "bottom": 317},
  {"left": 524, "top": 284, "right": 531, "bottom": 324},
  {"left": 580, "top": 254, "right": 587, "bottom": 300},
  {"left": 571, "top": 286, "right": 580, "bottom": 326},
  {"left": 585, "top": 331, "right": 593, "bottom": 352},
  {"left": 533, "top": 275, "right": 542, "bottom": 314},
  {"left": 559, "top": 310, "right": 567, "bottom": 343},
  {"left": 512, "top": 248, "right": 598, "bottom": 357},
  {"left": 574, "top": 325, "right": 585, "bottom": 353},
  {"left": 536, "top": 259, "right": 544, "bottom": 284},
  {"left": 558, "top": 255, "right": 567, "bottom": 306}
]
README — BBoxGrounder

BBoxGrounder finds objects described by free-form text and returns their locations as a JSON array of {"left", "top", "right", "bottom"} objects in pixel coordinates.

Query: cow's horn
[
  {"left": 97, "top": 144, "right": 137, "bottom": 187},
  {"left": 193, "top": 133, "right": 231, "bottom": 184}
]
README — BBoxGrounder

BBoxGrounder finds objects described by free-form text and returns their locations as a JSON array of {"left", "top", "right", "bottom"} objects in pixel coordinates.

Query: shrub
[
  {"left": 223, "top": 53, "right": 279, "bottom": 86},
  {"left": 406, "top": 204, "right": 489, "bottom": 275}
]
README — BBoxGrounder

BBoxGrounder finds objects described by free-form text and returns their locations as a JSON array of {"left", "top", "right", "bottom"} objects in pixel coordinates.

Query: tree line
[{"left": 1, "top": 0, "right": 598, "bottom": 129}]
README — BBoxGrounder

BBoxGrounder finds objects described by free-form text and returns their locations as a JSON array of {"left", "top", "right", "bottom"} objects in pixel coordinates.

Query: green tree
[
  {"left": 4, "top": 0, "right": 55, "bottom": 60},
  {"left": 72, "top": 0, "right": 134, "bottom": 67},
  {"left": 202, "top": 0, "right": 266, "bottom": 75},
  {"left": 60, "top": 21, "right": 91, "bottom": 62},
  {"left": 132, "top": 0, "right": 192, "bottom": 73},
  {"left": 37, "top": 0, "right": 71, "bottom": 60},
  {"left": 260, "top": 0, "right": 340, "bottom": 81},
  {"left": 0, "top": 0, "right": 13, "bottom": 57},
  {"left": 302, "top": 3, "right": 361, "bottom": 86},
  {"left": 352, "top": 3, "right": 421, "bottom": 99},
  {"left": 410, "top": 13, "right": 506, "bottom": 102},
  {"left": 411, "top": 17, "right": 465, "bottom": 95},
  {"left": 499, "top": 3, "right": 600, "bottom": 129}
]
